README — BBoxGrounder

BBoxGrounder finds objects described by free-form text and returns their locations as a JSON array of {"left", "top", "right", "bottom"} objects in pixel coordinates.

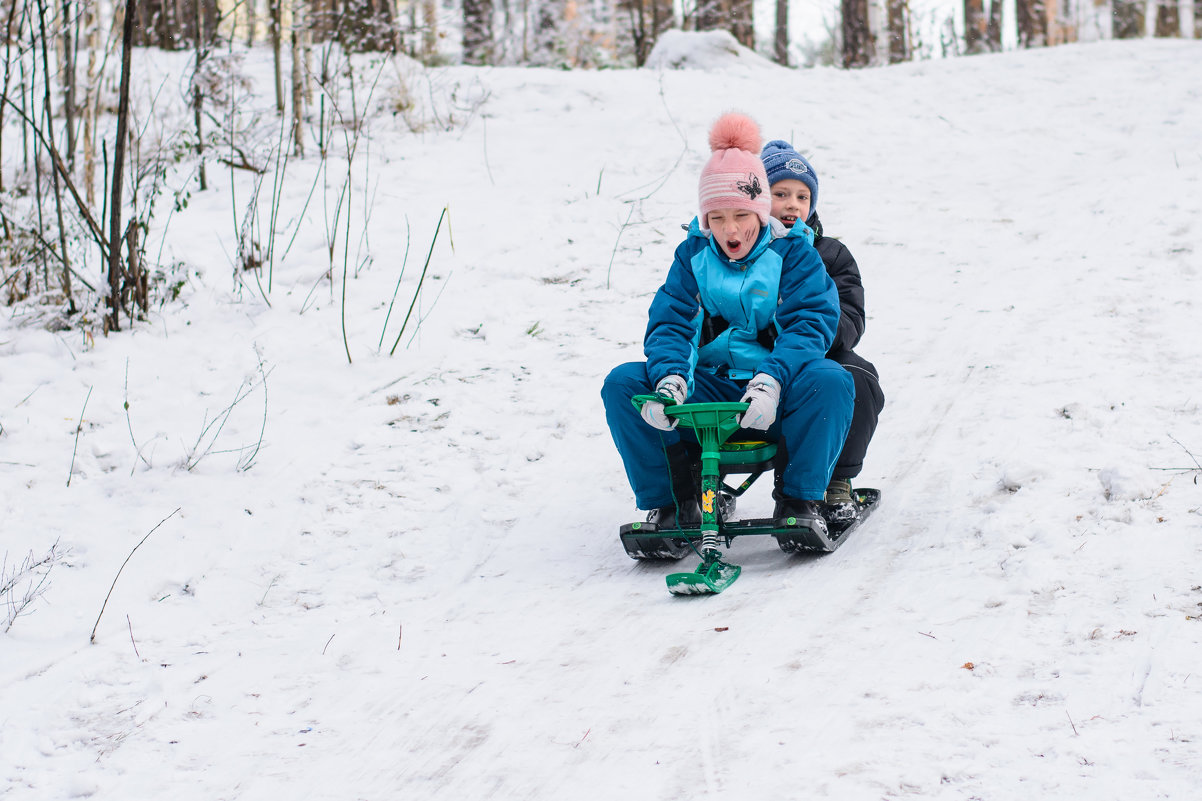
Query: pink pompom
[{"left": 708, "top": 113, "right": 761, "bottom": 155}]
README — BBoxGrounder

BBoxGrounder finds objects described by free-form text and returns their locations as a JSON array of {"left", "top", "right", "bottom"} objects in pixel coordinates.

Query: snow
[
  {"left": 4, "top": 35, "right": 1202, "bottom": 799},
  {"left": 646, "top": 29, "right": 781, "bottom": 71}
]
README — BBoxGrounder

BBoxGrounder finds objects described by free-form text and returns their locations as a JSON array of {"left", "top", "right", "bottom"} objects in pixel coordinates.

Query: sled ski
[
  {"left": 620, "top": 487, "right": 880, "bottom": 558},
  {"left": 621, "top": 397, "right": 880, "bottom": 595}
]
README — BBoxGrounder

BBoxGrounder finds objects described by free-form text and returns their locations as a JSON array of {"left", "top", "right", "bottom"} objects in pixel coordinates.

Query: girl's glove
[
  {"left": 640, "top": 375, "right": 688, "bottom": 431},
  {"left": 739, "top": 374, "right": 781, "bottom": 430}
]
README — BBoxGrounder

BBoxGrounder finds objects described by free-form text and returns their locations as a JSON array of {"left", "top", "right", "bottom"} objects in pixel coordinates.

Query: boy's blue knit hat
[{"left": 761, "top": 140, "right": 819, "bottom": 215}]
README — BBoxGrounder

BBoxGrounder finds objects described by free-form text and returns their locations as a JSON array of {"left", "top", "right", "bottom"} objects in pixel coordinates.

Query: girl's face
[
  {"left": 706, "top": 208, "right": 761, "bottom": 260},
  {"left": 770, "top": 179, "right": 811, "bottom": 228}
]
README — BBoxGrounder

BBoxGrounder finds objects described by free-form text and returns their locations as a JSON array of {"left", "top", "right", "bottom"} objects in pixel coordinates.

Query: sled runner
[{"left": 620, "top": 397, "right": 880, "bottom": 595}]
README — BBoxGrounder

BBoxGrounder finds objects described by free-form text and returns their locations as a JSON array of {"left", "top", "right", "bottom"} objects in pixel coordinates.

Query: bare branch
[{"left": 91, "top": 508, "right": 181, "bottom": 644}]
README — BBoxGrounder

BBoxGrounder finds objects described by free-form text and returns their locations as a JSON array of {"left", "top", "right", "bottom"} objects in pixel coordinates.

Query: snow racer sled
[{"left": 620, "top": 396, "right": 880, "bottom": 595}]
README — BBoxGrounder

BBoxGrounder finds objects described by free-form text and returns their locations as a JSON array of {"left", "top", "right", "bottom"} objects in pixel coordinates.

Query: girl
[{"left": 601, "top": 113, "right": 854, "bottom": 532}]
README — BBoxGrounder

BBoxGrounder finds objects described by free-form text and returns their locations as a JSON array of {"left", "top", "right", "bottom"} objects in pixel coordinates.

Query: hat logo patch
[
  {"left": 785, "top": 158, "right": 809, "bottom": 175},
  {"left": 736, "top": 174, "right": 763, "bottom": 200}
]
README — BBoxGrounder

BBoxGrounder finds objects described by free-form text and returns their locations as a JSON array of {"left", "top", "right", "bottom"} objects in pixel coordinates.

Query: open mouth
[
  {"left": 726, "top": 239, "right": 743, "bottom": 254},
  {"left": 780, "top": 215, "right": 797, "bottom": 227}
]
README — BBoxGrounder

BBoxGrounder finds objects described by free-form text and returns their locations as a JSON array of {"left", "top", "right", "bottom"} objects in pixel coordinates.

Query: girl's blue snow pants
[{"left": 601, "top": 360, "right": 854, "bottom": 509}]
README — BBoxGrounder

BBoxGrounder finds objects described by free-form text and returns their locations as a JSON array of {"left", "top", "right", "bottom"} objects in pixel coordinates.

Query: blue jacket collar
[{"left": 688, "top": 217, "right": 774, "bottom": 267}]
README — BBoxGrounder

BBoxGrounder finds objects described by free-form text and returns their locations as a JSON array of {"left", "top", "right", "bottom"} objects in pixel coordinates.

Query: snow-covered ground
[{"left": 3, "top": 37, "right": 1202, "bottom": 799}]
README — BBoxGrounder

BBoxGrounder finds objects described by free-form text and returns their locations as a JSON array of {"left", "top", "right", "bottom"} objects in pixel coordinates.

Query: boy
[{"left": 761, "top": 140, "right": 885, "bottom": 521}]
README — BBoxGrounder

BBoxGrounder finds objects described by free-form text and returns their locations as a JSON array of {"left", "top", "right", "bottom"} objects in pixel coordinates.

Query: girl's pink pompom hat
[{"left": 698, "top": 112, "right": 772, "bottom": 231}]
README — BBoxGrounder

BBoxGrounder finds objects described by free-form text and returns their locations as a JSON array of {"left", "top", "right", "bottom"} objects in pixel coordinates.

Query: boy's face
[
  {"left": 770, "top": 179, "right": 811, "bottom": 228},
  {"left": 706, "top": 208, "right": 760, "bottom": 260}
]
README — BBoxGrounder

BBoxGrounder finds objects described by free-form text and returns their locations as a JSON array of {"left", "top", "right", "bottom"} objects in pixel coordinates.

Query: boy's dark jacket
[{"left": 809, "top": 212, "right": 867, "bottom": 357}]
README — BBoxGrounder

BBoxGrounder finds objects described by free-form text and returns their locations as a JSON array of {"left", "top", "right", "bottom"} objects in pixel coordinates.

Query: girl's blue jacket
[{"left": 644, "top": 217, "right": 840, "bottom": 392}]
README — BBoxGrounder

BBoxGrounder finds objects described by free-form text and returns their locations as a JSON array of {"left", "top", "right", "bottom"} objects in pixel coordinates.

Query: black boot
[
  {"left": 646, "top": 497, "right": 702, "bottom": 531},
  {"left": 772, "top": 496, "right": 825, "bottom": 529}
]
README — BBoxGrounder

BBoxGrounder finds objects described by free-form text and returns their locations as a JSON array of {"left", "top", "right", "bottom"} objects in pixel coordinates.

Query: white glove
[
  {"left": 739, "top": 374, "right": 781, "bottom": 430},
  {"left": 640, "top": 375, "right": 688, "bottom": 431}
]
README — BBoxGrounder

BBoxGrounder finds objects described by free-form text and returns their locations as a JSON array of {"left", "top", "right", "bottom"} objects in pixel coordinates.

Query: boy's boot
[{"left": 823, "top": 478, "right": 858, "bottom": 523}]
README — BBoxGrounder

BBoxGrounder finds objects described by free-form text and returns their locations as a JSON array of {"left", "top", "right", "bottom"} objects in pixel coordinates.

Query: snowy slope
[{"left": 3, "top": 38, "right": 1202, "bottom": 800}]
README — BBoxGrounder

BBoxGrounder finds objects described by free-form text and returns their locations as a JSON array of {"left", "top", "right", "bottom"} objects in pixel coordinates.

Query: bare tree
[
  {"left": 108, "top": 0, "right": 136, "bottom": 332},
  {"left": 59, "top": 0, "right": 78, "bottom": 166},
  {"left": 132, "top": 0, "right": 218, "bottom": 50},
  {"left": 841, "top": 0, "right": 875, "bottom": 67},
  {"left": 773, "top": 0, "right": 787, "bottom": 64},
  {"left": 986, "top": 0, "right": 1002, "bottom": 50},
  {"left": 729, "top": 0, "right": 753, "bottom": 47},
  {"left": 270, "top": 0, "right": 283, "bottom": 112},
  {"left": 36, "top": 0, "right": 73, "bottom": 309},
  {"left": 337, "top": 0, "right": 398, "bottom": 52},
  {"left": 421, "top": 0, "right": 436, "bottom": 59},
  {"left": 192, "top": 0, "right": 209, "bottom": 190},
  {"left": 694, "top": 0, "right": 753, "bottom": 48},
  {"left": 291, "top": 0, "right": 305, "bottom": 155},
  {"left": 886, "top": 0, "right": 909, "bottom": 63},
  {"left": 1015, "top": 0, "right": 1048, "bottom": 46},
  {"left": 82, "top": 0, "right": 99, "bottom": 205},
  {"left": 532, "top": 0, "right": 562, "bottom": 64},
  {"left": 1111, "top": 0, "right": 1146, "bottom": 38},
  {"left": 695, "top": 0, "right": 722, "bottom": 31},
  {"left": 964, "top": 0, "right": 986, "bottom": 53},
  {"left": 463, "top": 0, "right": 493, "bottom": 64},
  {"left": 620, "top": 0, "right": 673, "bottom": 66},
  {"left": 246, "top": 0, "right": 257, "bottom": 45},
  {"left": 1154, "top": 0, "right": 1180, "bottom": 35}
]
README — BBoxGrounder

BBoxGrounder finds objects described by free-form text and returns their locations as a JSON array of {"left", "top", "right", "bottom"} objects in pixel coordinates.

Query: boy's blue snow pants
[{"left": 601, "top": 360, "right": 854, "bottom": 509}]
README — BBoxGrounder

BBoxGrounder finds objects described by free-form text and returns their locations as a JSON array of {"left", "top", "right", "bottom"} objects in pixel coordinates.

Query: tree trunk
[
  {"left": 729, "top": 0, "right": 753, "bottom": 47},
  {"left": 270, "top": 0, "right": 283, "bottom": 112},
  {"left": 618, "top": 0, "right": 672, "bottom": 66},
  {"left": 841, "top": 0, "right": 875, "bottom": 67},
  {"left": 130, "top": 0, "right": 217, "bottom": 49},
  {"left": 126, "top": 217, "right": 145, "bottom": 317},
  {"left": 1015, "top": 0, "right": 1048, "bottom": 46},
  {"left": 886, "top": 0, "right": 908, "bottom": 62},
  {"left": 986, "top": 0, "right": 1002, "bottom": 50},
  {"left": 463, "top": 0, "right": 494, "bottom": 65},
  {"left": 964, "top": 0, "right": 986, "bottom": 53},
  {"left": 291, "top": 0, "right": 305, "bottom": 155},
  {"left": 695, "top": 0, "right": 723, "bottom": 31},
  {"left": 246, "top": 0, "right": 257, "bottom": 46},
  {"left": 693, "top": 0, "right": 754, "bottom": 48},
  {"left": 131, "top": 0, "right": 157, "bottom": 46},
  {"left": 82, "top": 1, "right": 98, "bottom": 205},
  {"left": 193, "top": 0, "right": 207, "bottom": 190},
  {"left": 338, "top": 0, "right": 398, "bottom": 52},
  {"left": 60, "top": 0, "right": 77, "bottom": 166},
  {"left": 1154, "top": 0, "right": 1180, "bottom": 35},
  {"left": 1111, "top": 0, "right": 1146, "bottom": 37},
  {"left": 533, "top": 0, "right": 559, "bottom": 63},
  {"left": 0, "top": 0, "right": 21, "bottom": 195},
  {"left": 421, "top": 0, "right": 437, "bottom": 59},
  {"left": 36, "top": 0, "right": 72, "bottom": 308},
  {"left": 109, "top": 0, "right": 136, "bottom": 332},
  {"left": 773, "top": 0, "right": 788, "bottom": 64}
]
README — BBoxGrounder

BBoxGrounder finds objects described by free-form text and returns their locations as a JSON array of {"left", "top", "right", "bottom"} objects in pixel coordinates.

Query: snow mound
[{"left": 644, "top": 30, "right": 780, "bottom": 71}]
